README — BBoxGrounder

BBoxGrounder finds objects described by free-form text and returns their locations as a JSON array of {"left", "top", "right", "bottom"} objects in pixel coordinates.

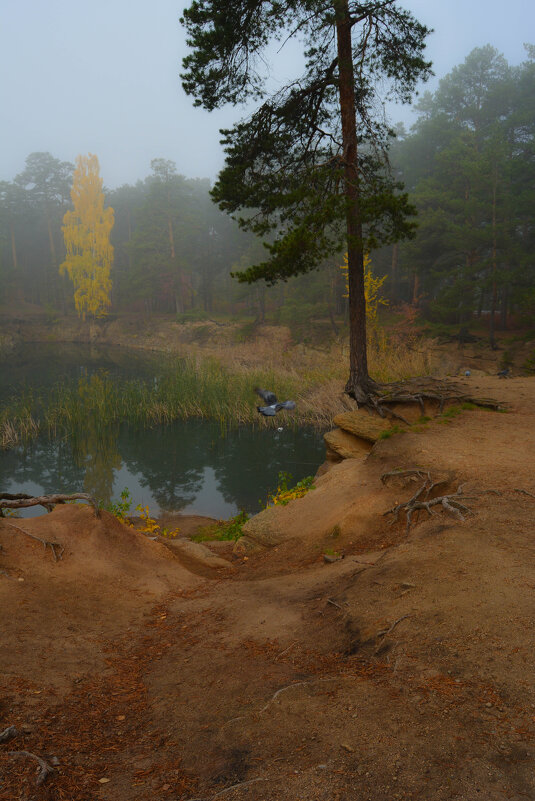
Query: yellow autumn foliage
[
  {"left": 339, "top": 252, "right": 388, "bottom": 325},
  {"left": 60, "top": 154, "right": 114, "bottom": 319}
]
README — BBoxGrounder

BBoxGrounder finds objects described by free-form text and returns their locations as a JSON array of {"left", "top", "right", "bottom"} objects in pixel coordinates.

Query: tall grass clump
[
  {"left": 367, "top": 332, "right": 441, "bottom": 384},
  {"left": 0, "top": 356, "right": 307, "bottom": 449}
]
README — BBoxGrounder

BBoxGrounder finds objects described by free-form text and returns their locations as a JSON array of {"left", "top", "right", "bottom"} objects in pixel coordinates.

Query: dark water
[
  {"left": 0, "top": 341, "right": 168, "bottom": 404},
  {"left": 0, "top": 344, "right": 326, "bottom": 518}
]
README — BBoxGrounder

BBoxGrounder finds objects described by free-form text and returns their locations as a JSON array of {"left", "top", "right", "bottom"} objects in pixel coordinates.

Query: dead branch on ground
[
  {"left": 0, "top": 491, "right": 99, "bottom": 516},
  {"left": 8, "top": 750, "right": 55, "bottom": 786},
  {"left": 259, "top": 676, "right": 338, "bottom": 715},
  {"left": 2, "top": 520, "right": 65, "bottom": 562}
]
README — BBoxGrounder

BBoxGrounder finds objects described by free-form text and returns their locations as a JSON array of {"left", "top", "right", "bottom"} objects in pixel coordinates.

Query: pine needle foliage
[{"left": 180, "top": 0, "right": 432, "bottom": 399}]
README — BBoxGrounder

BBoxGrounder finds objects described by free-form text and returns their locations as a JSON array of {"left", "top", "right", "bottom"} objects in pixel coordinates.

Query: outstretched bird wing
[
  {"left": 255, "top": 387, "right": 278, "bottom": 405},
  {"left": 257, "top": 405, "right": 277, "bottom": 416},
  {"left": 274, "top": 401, "right": 296, "bottom": 412}
]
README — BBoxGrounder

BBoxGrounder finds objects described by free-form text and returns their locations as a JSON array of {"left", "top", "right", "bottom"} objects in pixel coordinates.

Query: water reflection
[
  {"left": 0, "top": 342, "right": 171, "bottom": 404},
  {"left": 0, "top": 343, "right": 326, "bottom": 518},
  {"left": 0, "top": 419, "right": 325, "bottom": 518}
]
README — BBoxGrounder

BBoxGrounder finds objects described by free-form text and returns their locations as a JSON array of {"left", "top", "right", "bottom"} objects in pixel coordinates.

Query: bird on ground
[
  {"left": 254, "top": 387, "right": 297, "bottom": 417},
  {"left": 497, "top": 367, "right": 510, "bottom": 378}
]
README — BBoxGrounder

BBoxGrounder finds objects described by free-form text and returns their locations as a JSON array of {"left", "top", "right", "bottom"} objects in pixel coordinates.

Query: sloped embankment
[{"left": 2, "top": 375, "right": 535, "bottom": 801}]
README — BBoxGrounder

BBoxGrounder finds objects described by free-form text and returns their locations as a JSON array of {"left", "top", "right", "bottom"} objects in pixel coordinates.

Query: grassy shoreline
[{"left": 0, "top": 335, "right": 442, "bottom": 450}]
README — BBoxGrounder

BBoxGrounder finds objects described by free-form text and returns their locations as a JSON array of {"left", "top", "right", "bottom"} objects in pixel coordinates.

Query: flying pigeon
[{"left": 255, "top": 387, "right": 297, "bottom": 417}]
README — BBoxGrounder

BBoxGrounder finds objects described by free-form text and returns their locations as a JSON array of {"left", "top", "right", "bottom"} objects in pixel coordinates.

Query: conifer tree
[
  {"left": 180, "top": 0, "right": 432, "bottom": 401},
  {"left": 60, "top": 154, "right": 114, "bottom": 319}
]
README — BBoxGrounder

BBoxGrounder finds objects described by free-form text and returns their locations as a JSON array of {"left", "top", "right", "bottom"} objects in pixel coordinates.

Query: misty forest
[
  {"left": 1, "top": 45, "right": 534, "bottom": 341},
  {"left": 4, "top": 3, "right": 535, "bottom": 801}
]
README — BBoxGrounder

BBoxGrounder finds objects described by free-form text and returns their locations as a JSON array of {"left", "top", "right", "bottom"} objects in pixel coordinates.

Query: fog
[{"left": 1, "top": 0, "right": 534, "bottom": 188}]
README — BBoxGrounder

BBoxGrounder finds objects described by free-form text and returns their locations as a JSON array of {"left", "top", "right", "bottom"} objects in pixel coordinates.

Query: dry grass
[
  {"left": 0, "top": 415, "right": 40, "bottom": 448},
  {"left": 197, "top": 330, "right": 448, "bottom": 428}
]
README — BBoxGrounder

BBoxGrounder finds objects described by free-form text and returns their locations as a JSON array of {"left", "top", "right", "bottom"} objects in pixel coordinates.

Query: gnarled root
[
  {"left": 1, "top": 520, "right": 65, "bottom": 561},
  {"left": 382, "top": 470, "right": 477, "bottom": 533},
  {"left": 348, "top": 376, "right": 505, "bottom": 418},
  {"left": 8, "top": 750, "right": 56, "bottom": 786}
]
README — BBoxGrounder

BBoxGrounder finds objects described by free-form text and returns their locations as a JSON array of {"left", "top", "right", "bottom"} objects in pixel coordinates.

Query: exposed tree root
[
  {"left": 8, "top": 750, "right": 56, "bottom": 786},
  {"left": 382, "top": 470, "right": 478, "bottom": 533},
  {"left": 184, "top": 778, "right": 272, "bottom": 801},
  {"left": 0, "top": 725, "right": 18, "bottom": 743},
  {"left": 212, "top": 778, "right": 271, "bottom": 798},
  {"left": 348, "top": 376, "right": 506, "bottom": 417},
  {"left": 0, "top": 492, "right": 99, "bottom": 516},
  {"left": 2, "top": 520, "right": 65, "bottom": 562},
  {"left": 374, "top": 615, "right": 411, "bottom": 655},
  {"left": 514, "top": 488, "right": 535, "bottom": 499},
  {"left": 376, "top": 614, "right": 411, "bottom": 640}
]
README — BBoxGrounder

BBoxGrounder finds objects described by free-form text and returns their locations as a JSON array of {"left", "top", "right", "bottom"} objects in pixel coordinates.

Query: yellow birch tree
[
  {"left": 340, "top": 253, "right": 388, "bottom": 327},
  {"left": 60, "top": 154, "right": 114, "bottom": 319}
]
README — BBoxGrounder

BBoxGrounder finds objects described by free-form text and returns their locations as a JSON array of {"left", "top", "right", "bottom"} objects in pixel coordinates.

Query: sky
[{"left": 1, "top": 0, "right": 534, "bottom": 189}]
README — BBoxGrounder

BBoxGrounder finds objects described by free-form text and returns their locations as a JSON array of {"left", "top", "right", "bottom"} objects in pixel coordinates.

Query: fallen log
[{"left": 0, "top": 492, "right": 99, "bottom": 516}]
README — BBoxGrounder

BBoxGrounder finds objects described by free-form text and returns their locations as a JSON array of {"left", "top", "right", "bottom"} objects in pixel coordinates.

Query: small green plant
[
  {"left": 105, "top": 491, "right": 179, "bottom": 537},
  {"left": 193, "top": 510, "right": 249, "bottom": 542},
  {"left": 379, "top": 424, "right": 404, "bottom": 440},
  {"left": 265, "top": 471, "right": 315, "bottom": 507},
  {"left": 441, "top": 405, "right": 462, "bottom": 420},
  {"left": 0, "top": 508, "right": 21, "bottom": 518},
  {"left": 135, "top": 504, "right": 179, "bottom": 538},
  {"left": 106, "top": 488, "right": 132, "bottom": 521},
  {"left": 523, "top": 350, "right": 535, "bottom": 374}
]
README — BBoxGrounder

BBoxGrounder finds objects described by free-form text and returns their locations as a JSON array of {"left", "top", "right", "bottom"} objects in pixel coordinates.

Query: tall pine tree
[{"left": 180, "top": 0, "right": 432, "bottom": 401}]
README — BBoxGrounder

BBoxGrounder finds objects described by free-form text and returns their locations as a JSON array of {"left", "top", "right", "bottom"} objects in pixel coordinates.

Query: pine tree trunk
[
  {"left": 168, "top": 217, "right": 176, "bottom": 260},
  {"left": 412, "top": 272, "right": 420, "bottom": 306},
  {"left": 335, "top": 0, "right": 374, "bottom": 401},
  {"left": 391, "top": 242, "right": 399, "bottom": 302},
  {"left": 500, "top": 285, "right": 508, "bottom": 330},
  {"left": 489, "top": 173, "right": 497, "bottom": 348},
  {"left": 10, "top": 225, "right": 18, "bottom": 270}
]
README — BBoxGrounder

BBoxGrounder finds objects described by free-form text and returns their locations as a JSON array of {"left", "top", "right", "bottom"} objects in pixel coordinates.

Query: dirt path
[{"left": 1, "top": 376, "right": 535, "bottom": 801}]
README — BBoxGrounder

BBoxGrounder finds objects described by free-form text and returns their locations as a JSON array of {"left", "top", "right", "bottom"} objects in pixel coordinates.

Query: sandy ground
[{"left": 1, "top": 375, "right": 535, "bottom": 801}]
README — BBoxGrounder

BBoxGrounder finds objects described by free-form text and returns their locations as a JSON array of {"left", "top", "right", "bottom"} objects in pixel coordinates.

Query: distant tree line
[
  {"left": 0, "top": 152, "right": 345, "bottom": 327},
  {"left": 0, "top": 45, "right": 534, "bottom": 338},
  {"left": 378, "top": 44, "right": 535, "bottom": 339}
]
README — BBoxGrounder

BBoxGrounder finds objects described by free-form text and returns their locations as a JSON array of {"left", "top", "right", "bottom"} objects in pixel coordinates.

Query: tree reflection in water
[
  {"left": 0, "top": 344, "right": 325, "bottom": 517},
  {"left": 0, "top": 419, "right": 324, "bottom": 518}
]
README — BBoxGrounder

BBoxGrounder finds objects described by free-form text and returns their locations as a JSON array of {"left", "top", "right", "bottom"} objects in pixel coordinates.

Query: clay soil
[{"left": 1, "top": 375, "right": 535, "bottom": 801}]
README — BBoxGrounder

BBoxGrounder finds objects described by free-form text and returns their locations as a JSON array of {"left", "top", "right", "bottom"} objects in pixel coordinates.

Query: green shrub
[
  {"left": 176, "top": 309, "right": 210, "bottom": 323},
  {"left": 193, "top": 510, "right": 249, "bottom": 542}
]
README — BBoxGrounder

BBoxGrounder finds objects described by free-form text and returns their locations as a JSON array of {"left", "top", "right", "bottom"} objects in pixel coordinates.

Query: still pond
[{"left": 0, "top": 343, "right": 326, "bottom": 518}]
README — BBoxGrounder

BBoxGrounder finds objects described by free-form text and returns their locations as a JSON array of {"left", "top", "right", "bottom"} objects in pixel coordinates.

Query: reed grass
[{"left": 0, "top": 334, "right": 445, "bottom": 450}]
